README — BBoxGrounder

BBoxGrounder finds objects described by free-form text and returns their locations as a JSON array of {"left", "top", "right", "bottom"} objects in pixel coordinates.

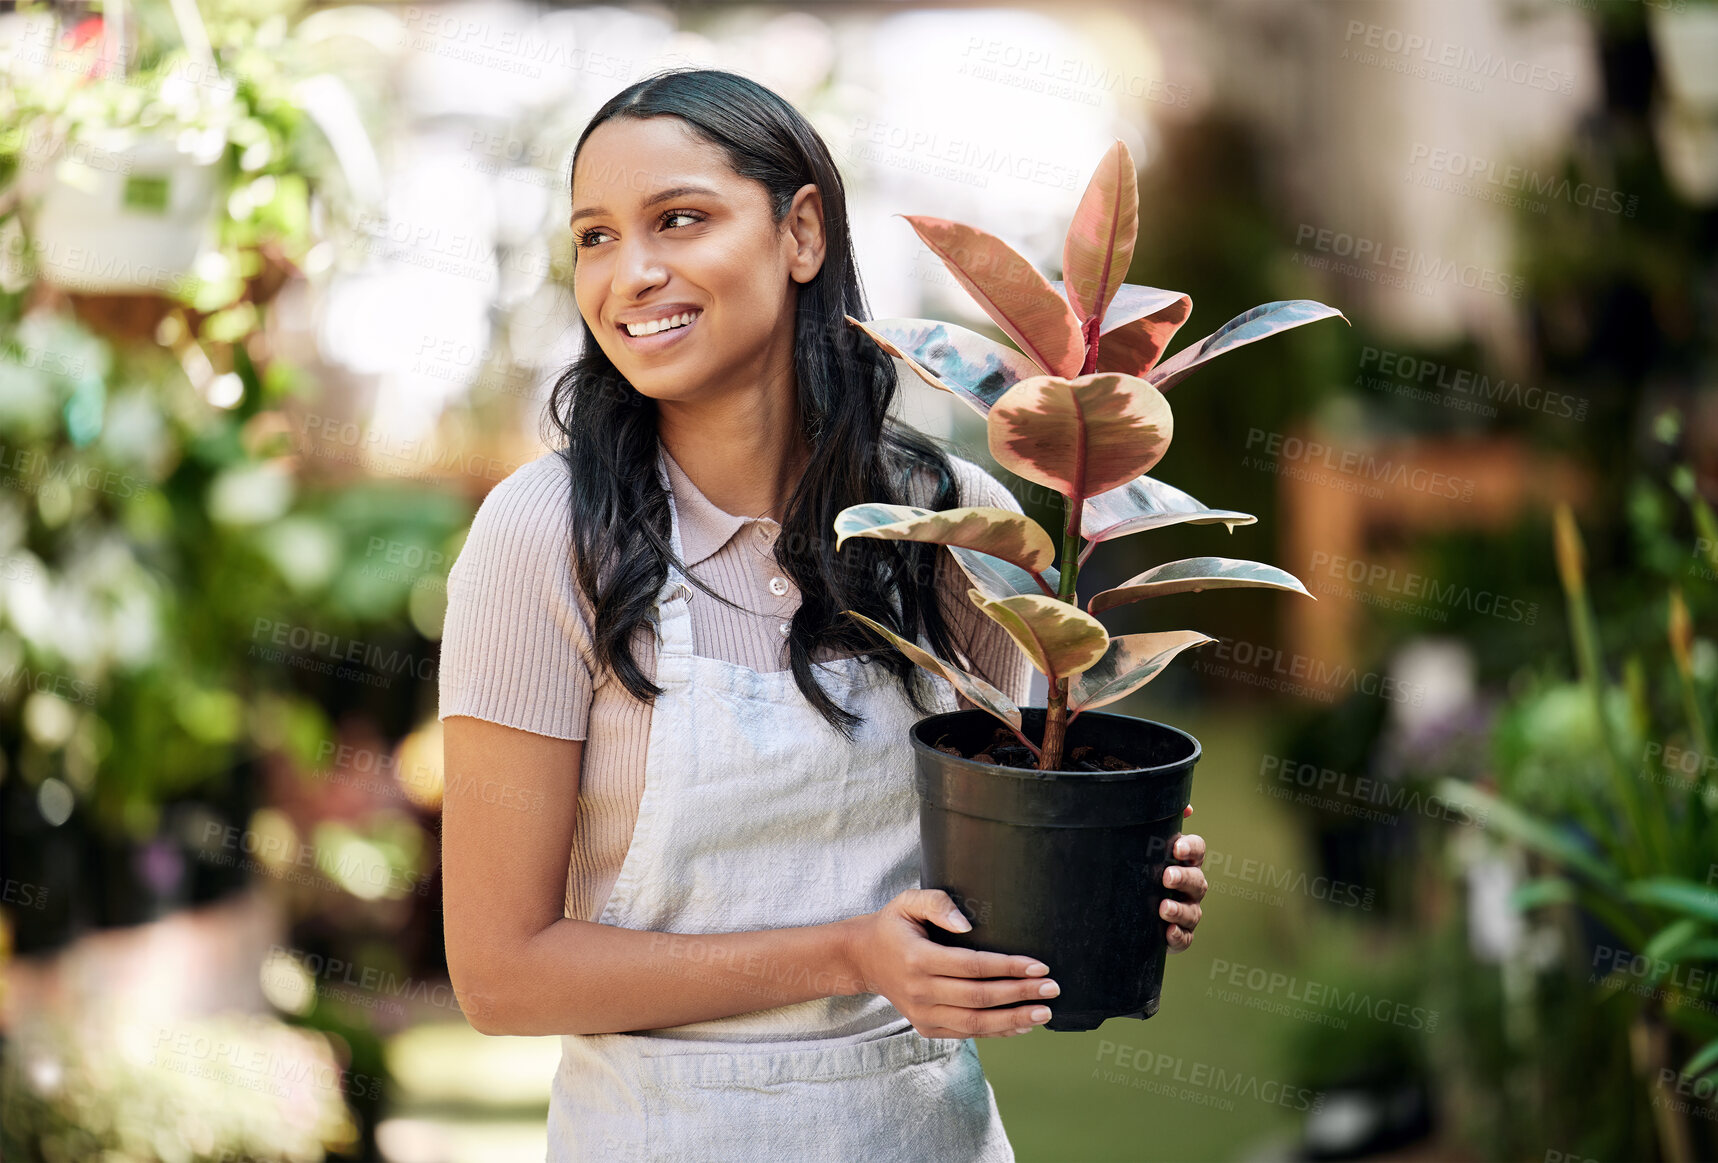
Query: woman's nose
[{"left": 613, "top": 237, "right": 668, "bottom": 299}]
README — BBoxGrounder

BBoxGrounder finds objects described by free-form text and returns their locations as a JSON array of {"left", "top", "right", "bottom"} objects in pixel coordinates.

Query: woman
[{"left": 438, "top": 67, "right": 1209, "bottom": 1162}]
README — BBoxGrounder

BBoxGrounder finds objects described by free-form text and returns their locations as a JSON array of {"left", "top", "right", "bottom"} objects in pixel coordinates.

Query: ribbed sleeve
[{"left": 438, "top": 452, "right": 596, "bottom": 741}]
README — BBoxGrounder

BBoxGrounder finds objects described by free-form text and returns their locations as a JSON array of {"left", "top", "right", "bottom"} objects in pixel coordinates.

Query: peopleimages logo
[
  {"left": 249, "top": 617, "right": 436, "bottom": 686},
  {"left": 1188, "top": 634, "right": 1427, "bottom": 708},
  {"left": 0, "top": 445, "right": 155, "bottom": 499},
  {"left": 1407, "top": 144, "right": 1638, "bottom": 219},
  {"left": 1258, "top": 754, "right": 1487, "bottom": 828},
  {"left": 1294, "top": 223, "right": 1525, "bottom": 299},
  {"left": 1591, "top": 943, "right": 1718, "bottom": 1004},
  {"left": 1357, "top": 346, "right": 1588, "bottom": 423},
  {"left": 1093, "top": 1041, "right": 1325, "bottom": 1112},
  {"left": 1307, "top": 551, "right": 1539, "bottom": 625},
  {"left": 1201, "top": 848, "right": 1377, "bottom": 911},
  {"left": 849, "top": 118, "right": 1080, "bottom": 191},
  {"left": 1244, "top": 428, "right": 1476, "bottom": 502},
  {"left": 1207, "top": 958, "right": 1439, "bottom": 1031},
  {"left": 1341, "top": 20, "right": 1576, "bottom": 94}
]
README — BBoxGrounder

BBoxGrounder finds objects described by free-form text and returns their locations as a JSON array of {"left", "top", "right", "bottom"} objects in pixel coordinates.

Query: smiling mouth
[{"left": 621, "top": 309, "right": 702, "bottom": 337}]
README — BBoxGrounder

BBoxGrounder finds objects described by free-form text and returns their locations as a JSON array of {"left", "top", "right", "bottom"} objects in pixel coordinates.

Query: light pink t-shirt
[{"left": 437, "top": 438, "right": 1035, "bottom": 921}]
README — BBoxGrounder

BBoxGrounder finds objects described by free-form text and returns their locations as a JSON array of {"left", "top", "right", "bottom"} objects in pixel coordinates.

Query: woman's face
[{"left": 569, "top": 115, "right": 824, "bottom": 405}]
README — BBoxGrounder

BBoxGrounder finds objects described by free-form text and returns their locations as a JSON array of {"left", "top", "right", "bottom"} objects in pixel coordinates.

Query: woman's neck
[{"left": 656, "top": 411, "right": 812, "bottom": 522}]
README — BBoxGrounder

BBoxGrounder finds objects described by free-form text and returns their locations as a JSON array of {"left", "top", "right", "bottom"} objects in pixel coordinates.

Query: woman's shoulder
[
  {"left": 439, "top": 448, "right": 598, "bottom": 737},
  {"left": 472, "top": 448, "right": 572, "bottom": 519},
  {"left": 448, "top": 449, "right": 581, "bottom": 593}
]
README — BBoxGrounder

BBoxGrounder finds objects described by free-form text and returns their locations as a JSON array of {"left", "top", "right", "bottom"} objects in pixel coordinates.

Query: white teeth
[{"left": 624, "top": 311, "right": 699, "bottom": 337}]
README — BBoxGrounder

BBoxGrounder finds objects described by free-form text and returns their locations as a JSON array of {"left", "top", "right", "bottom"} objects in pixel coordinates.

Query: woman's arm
[{"left": 441, "top": 715, "right": 1056, "bottom": 1037}]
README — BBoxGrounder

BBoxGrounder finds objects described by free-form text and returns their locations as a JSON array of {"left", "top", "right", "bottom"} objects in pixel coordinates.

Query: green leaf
[
  {"left": 1510, "top": 877, "right": 1577, "bottom": 910},
  {"left": 1644, "top": 918, "right": 1708, "bottom": 963},
  {"left": 1684, "top": 1037, "right": 1718, "bottom": 1080},
  {"left": 1435, "top": 780, "right": 1621, "bottom": 889},
  {"left": 1626, "top": 878, "right": 1718, "bottom": 925}
]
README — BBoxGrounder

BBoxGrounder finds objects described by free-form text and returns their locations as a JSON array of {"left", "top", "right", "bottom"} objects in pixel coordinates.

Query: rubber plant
[{"left": 832, "top": 139, "right": 1346, "bottom": 771}]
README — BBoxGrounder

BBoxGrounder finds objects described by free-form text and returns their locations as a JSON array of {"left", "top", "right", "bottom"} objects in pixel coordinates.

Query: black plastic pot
[{"left": 909, "top": 707, "right": 1201, "bottom": 1032}]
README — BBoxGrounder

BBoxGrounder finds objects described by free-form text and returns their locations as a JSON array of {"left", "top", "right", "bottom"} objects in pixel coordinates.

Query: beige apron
[{"left": 544, "top": 459, "right": 1015, "bottom": 1161}]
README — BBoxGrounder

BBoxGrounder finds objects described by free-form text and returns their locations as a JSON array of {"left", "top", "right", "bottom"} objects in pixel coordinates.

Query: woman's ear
[{"left": 785, "top": 183, "right": 826, "bottom": 285}]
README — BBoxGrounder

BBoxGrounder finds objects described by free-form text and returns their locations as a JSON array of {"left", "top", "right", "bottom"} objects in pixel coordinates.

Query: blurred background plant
[
  {"left": 1419, "top": 461, "right": 1718, "bottom": 1163},
  {"left": 1, "top": 2, "right": 469, "bottom": 1158}
]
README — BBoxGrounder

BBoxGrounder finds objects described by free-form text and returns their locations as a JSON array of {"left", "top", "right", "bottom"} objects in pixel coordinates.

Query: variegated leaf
[
  {"left": 989, "top": 373, "right": 1173, "bottom": 499},
  {"left": 844, "top": 315, "right": 1039, "bottom": 418},
  {"left": 900, "top": 215, "right": 1085, "bottom": 378},
  {"left": 1047, "top": 279, "right": 1193, "bottom": 376},
  {"left": 841, "top": 609, "right": 1022, "bottom": 729},
  {"left": 1061, "top": 141, "right": 1138, "bottom": 327},
  {"left": 1088, "top": 557, "right": 1313, "bottom": 615},
  {"left": 1049, "top": 281, "right": 1194, "bottom": 335},
  {"left": 1082, "top": 475, "right": 1256, "bottom": 543},
  {"left": 834, "top": 504, "right": 1057, "bottom": 574},
  {"left": 1148, "top": 300, "right": 1348, "bottom": 391},
  {"left": 966, "top": 588, "right": 1108, "bottom": 680},
  {"left": 948, "top": 545, "right": 1060, "bottom": 600},
  {"left": 1070, "top": 631, "right": 1216, "bottom": 713},
  {"left": 1093, "top": 307, "right": 1195, "bottom": 377}
]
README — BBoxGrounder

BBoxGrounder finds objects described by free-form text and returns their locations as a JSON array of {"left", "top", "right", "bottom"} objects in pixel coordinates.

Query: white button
[
  {"left": 778, "top": 621, "right": 791, "bottom": 636},
  {"left": 768, "top": 576, "right": 789, "bottom": 596}
]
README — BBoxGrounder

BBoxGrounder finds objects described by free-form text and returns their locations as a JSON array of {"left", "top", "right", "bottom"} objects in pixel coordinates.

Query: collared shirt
[{"left": 439, "top": 439, "right": 1034, "bottom": 921}]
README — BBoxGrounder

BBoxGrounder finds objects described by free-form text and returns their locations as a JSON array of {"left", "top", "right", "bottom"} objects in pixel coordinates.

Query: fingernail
[
  {"left": 1030, "top": 1007, "right": 1051, "bottom": 1022},
  {"left": 1025, "top": 962, "right": 1049, "bottom": 976},
  {"left": 946, "top": 911, "right": 972, "bottom": 932},
  {"left": 1038, "top": 981, "right": 1060, "bottom": 997},
  {"left": 1165, "top": 868, "right": 1182, "bottom": 886}
]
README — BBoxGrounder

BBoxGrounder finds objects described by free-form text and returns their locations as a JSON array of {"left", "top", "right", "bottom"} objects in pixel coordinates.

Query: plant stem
[
  {"left": 1632, "top": 1008, "right": 1696, "bottom": 1163},
  {"left": 1040, "top": 676, "right": 1069, "bottom": 771},
  {"left": 1669, "top": 589, "right": 1712, "bottom": 766},
  {"left": 1038, "top": 491, "right": 1085, "bottom": 770},
  {"left": 1555, "top": 507, "right": 1660, "bottom": 879}
]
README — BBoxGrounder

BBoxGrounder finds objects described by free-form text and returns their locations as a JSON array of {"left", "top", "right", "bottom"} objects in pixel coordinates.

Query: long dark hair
[{"left": 545, "top": 67, "right": 973, "bottom": 740}]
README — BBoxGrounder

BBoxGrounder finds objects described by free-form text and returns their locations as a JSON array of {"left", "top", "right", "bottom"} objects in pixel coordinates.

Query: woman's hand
[
  {"left": 1164, "top": 805, "right": 1208, "bottom": 953},
  {"left": 842, "top": 889, "right": 1060, "bottom": 1039}
]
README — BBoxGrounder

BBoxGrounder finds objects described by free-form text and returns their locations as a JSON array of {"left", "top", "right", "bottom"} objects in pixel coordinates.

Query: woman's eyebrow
[{"left": 570, "top": 184, "right": 721, "bottom": 226}]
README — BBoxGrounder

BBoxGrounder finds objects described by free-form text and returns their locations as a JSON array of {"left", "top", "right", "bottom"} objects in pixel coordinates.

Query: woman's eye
[{"left": 574, "top": 211, "right": 701, "bottom": 250}]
